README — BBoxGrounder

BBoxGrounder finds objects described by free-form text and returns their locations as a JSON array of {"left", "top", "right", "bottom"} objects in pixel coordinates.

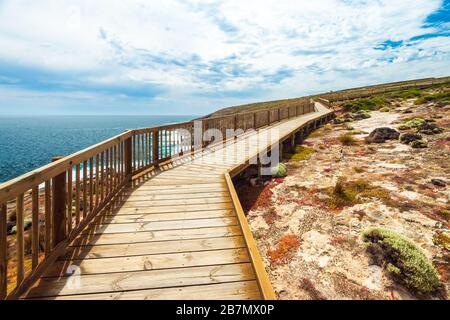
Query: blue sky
[{"left": 0, "top": 0, "right": 449, "bottom": 115}]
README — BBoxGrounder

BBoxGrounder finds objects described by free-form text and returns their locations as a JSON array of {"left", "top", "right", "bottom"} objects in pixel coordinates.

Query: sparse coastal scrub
[{"left": 241, "top": 84, "right": 449, "bottom": 300}]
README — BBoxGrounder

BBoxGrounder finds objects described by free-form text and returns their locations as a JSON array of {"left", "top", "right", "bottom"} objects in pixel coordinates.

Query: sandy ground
[{"left": 238, "top": 96, "right": 449, "bottom": 300}]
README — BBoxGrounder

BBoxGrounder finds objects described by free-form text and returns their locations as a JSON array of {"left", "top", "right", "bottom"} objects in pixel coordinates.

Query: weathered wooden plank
[
  {"left": 117, "top": 197, "right": 232, "bottom": 208},
  {"left": 121, "top": 191, "right": 231, "bottom": 201},
  {"left": 136, "top": 183, "right": 226, "bottom": 190},
  {"left": 63, "top": 235, "right": 246, "bottom": 260},
  {"left": 123, "top": 186, "right": 228, "bottom": 195},
  {"left": 96, "top": 209, "right": 235, "bottom": 223},
  {"left": 115, "top": 202, "right": 235, "bottom": 215},
  {"left": 46, "top": 248, "right": 250, "bottom": 277},
  {"left": 84, "top": 217, "right": 239, "bottom": 234},
  {"left": 72, "top": 226, "right": 242, "bottom": 246},
  {"left": 153, "top": 172, "right": 224, "bottom": 178},
  {"left": 142, "top": 179, "right": 226, "bottom": 186},
  {"left": 31, "top": 280, "right": 261, "bottom": 300},
  {"left": 26, "top": 263, "right": 255, "bottom": 298}
]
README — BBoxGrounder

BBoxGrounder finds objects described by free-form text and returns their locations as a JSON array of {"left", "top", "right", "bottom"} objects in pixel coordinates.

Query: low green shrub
[
  {"left": 415, "top": 92, "right": 450, "bottom": 105},
  {"left": 411, "top": 139, "right": 428, "bottom": 148},
  {"left": 398, "top": 118, "right": 426, "bottom": 130},
  {"left": 384, "top": 89, "right": 424, "bottom": 100},
  {"left": 284, "top": 146, "right": 316, "bottom": 161},
  {"left": 363, "top": 228, "right": 440, "bottom": 294},
  {"left": 343, "top": 97, "right": 390, "bottom": 112},
  {"left": 271, "top": 163, "right": 287, "bottom": 178},
  {"left": 326, "top": 178, "right": 389, "bottom": 208}
]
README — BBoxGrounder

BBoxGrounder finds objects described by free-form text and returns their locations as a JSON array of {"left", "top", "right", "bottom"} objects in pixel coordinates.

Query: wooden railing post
[
  {"left": 152, "top": 129, "right": 159, "bottom": 165},
  {"left": 124, "top": 133, "right": 133, "bottom": 180},
  {"left": 0, "top": 203, "right": 6, "bottom": 299},
  {"left": 51, "top": 156, "right": 67, "bottom": 248}
]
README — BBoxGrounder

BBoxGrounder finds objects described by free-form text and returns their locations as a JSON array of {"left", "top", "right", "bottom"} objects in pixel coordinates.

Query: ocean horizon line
[{"left": 0, "top": 114, "right": 200, "bottom": 117}]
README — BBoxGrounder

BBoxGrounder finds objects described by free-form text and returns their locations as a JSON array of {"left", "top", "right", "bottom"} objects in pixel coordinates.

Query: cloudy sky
[{"left": 0, "top": 0, "right": 449, "bottom": 115}]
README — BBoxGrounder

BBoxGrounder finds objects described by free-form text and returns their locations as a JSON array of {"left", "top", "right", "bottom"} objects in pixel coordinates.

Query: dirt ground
[{"left": 237, "top": 91, "right": 450, "bottom": 300}]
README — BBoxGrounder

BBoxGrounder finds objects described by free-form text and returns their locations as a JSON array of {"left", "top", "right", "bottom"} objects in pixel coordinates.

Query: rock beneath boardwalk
[
  {"left": 400, "top": 133, "right": 423, "bottom": 145},
  {"left": 366, "top": 127, "right": 400, "bottom": 143},
  {"left": 431, "top": 178, "right": 446, "bottom": 187}
]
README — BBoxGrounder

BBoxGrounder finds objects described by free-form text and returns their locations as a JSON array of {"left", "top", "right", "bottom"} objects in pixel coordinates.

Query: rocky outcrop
[
  {"left": 431, "top": 178, "right": 446, "bottom": 187},
  {"left": 366, "top": 127, "right": 400, "bottom": 143}
]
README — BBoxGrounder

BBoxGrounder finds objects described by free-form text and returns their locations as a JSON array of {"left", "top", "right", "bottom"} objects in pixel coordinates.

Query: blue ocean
[{"left": 0, "top": 115, "right": 195, "bottom": 183}]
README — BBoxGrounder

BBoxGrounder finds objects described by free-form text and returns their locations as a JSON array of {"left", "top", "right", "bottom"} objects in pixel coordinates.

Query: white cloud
[{"left": 0, "top": 0, "right": 448, "bottom": 114}]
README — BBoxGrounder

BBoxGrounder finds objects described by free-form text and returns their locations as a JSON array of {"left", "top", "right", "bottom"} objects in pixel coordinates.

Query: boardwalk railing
[{"left": 0, "top": 99, "right": 315, "bottom": 299}]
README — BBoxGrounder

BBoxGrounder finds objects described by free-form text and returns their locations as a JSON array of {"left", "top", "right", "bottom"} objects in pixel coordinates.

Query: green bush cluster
[
  {"left": 398, "top": 117, "right": 444, "bottom": 136},
  {"left": 343, "top": 97, "right": 389, "bottom": 112},
  {"left": 384, "top": 89, "right": 424, "bottom": 100},
  {"left": 334, "top": 110, "right": 371, "bottom": 124},
  {"left": 415, "top": 92, "right": 450, "bottom": 105},
  {"left": 363, "top": 228, "right": 440, "bottom": 294},
  {"left": 271, "top": 163, "right": 287, "bottom": 178},
  {"left": 411, "top": 140, "right": 428, "bottom": 149},
  {"left": 398, "top": 118, "right": 427, "bottom": 130}
]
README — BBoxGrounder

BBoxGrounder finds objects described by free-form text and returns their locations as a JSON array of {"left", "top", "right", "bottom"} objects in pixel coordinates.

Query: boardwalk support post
[
  {"left": 295, "top": 129, "right": 303, "bottom": 144},
  {"left": 290, "top": 135, "right": 296, "bottom": 152},
  {"left": 51, "top": 156, "right": 67, "bottom": 248}
]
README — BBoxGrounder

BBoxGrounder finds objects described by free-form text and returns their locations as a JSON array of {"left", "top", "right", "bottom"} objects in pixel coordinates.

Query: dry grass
[
  {"left": 326, "top": 178, "right": 390, "bottom": 209},
  {"left": 338, "top": 133, "right": 357, "bottom": 146}
]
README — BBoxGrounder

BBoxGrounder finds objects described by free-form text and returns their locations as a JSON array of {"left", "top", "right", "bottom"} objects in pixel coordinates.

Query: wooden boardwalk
[{"left": 21, "top": 103, "right": 332, "bottom": 300}]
